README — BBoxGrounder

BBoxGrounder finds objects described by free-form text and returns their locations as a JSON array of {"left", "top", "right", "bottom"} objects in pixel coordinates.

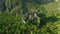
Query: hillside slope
[{"left": 0, "top": 0, "right": 60, "bottom": 34}]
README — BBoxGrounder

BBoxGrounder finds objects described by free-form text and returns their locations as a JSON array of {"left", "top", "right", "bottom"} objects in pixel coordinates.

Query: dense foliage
[{"left": 0, "top": 0, "right": 60, "bottom": 34}]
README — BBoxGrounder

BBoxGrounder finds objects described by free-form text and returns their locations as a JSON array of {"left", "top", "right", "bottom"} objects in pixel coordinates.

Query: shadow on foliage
[
  {"left": 21, "top": 0, "right": 28, "bottom": 14},
  {"left": 0, "top": 0, "right": 19, "bottom": 12},
  {"left": 26, "top": 0, "right": 54, "bottom": 4},
  {"left": 21, "top": 0, "right": 54, "bottom": 14},
  {"left": 0, "top": 0, "right": 54, "bottom": 12},
  {"left": 46, "top": 16, "right": 59, "bottom": 22},
  {"left": 36, "top": 6, "right": 59, "bottom": 28},
  {"left": 0, "top": 0, "right": 6, "bottom": 12},
  {"left": 38, "top": 13, "right": 59, "bottom": 28}
]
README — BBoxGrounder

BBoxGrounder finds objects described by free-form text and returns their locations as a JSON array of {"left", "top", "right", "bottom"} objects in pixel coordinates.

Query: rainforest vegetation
[{"left": 0, "top": 0, "right": 60, "bottom": 34}]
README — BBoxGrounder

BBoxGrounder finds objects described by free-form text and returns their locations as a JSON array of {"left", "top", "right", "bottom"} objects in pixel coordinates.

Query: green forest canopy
[{"left": 0, "top": 0, "right": 60, "bottom": 34}]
